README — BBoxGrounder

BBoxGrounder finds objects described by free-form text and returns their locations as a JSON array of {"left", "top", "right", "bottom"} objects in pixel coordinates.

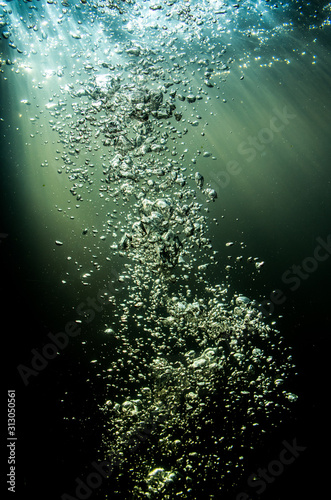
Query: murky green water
[{"left": 2, "top": 1, "right": 331, "bottom": 499}]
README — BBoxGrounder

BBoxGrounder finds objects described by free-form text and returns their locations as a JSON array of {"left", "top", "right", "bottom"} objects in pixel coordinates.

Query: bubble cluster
[{"left": 1, "top": 0, "right": 314, "bottom": 497}]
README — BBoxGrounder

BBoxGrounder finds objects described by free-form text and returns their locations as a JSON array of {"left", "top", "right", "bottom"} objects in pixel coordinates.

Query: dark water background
[{"left": 1, "top": 1, "right": 331, "bottom": 499}]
